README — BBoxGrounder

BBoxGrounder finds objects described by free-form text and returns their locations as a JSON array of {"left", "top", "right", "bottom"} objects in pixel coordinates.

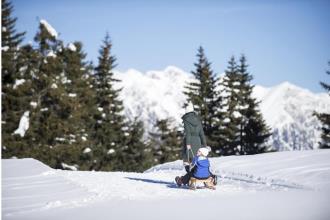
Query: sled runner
[{"left": 189, "top": 176, "right": 216, "bottom": 190}]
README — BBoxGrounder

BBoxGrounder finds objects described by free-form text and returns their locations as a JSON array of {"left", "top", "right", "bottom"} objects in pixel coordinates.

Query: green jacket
[{"left": 181, "top": 112, "right": 207, "bottom": 162}]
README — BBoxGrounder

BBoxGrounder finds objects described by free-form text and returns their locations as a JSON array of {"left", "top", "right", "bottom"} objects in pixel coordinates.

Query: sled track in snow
[{"left": 214, "top": 171, "right": 313, "bottom": 191}]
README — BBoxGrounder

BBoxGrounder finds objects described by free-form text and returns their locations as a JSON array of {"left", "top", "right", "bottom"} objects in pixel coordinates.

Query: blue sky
[{"left": 12, "top": 0, "right": 330, "bottom": 92}]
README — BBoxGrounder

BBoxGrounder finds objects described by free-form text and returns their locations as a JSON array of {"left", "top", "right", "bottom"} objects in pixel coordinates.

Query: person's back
[
  {"left": 182, "top": 110, "right": 207, "bottom": 163},
  {"left": 191, "top": 155, "right": 211, "bottom": 179}
]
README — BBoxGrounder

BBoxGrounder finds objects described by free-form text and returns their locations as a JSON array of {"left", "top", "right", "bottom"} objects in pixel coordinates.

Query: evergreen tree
[
  {"left": 184, "top": 46, "right": 222, "bottom": 149},
  {"left": 91, "top": 33, "right": 127, "bottom": 171},
  {"left": 219, "top": 55, "right": 271, "bottom": 155},
  {"left": 149, "top": 118, "right": 182, "bottom": 164},
  {"left": 121, "top": 119, "right": 154, "bottom": 172},
  {"left": 315, "top": 61, "right": 330, "bottom": 149},
  {"left": 58, "top": 42, "right": 97, "bottom": 170},
  {"left": 1, "top": 0, "right": 25, "bottom": 85},
  {"left": 237, "top": 55, "right": 271, "bottom": 154},
  {"left": 218, "top": 56, "right": 241, "bottom": 155},
  {"left": 27, "top": 20, "right": 78, "bottom": 168},
  {"left": 1, "top": 0, "right": 32, "bottom": 158}
]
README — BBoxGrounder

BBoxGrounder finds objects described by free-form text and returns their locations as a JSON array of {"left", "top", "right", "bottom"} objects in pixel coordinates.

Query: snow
[
  {"left": 81, "top": 136, "right": 87, "bottom": 141},
  {"left": 13, "top": 111, "right": 30, "bottom": 137},
  {"left": 67, "top": 43, "right": 77, "bottom": 52},
  {"left": 3, "top": 26, "right": 7, "bottom": 32},
  {"left": 68, "top": 93, "right": 77, "bottom": 97},
  {"left": 97, "top": 107, "right": 103, "bottom": 112},
  {"left": 40, "top": 19, "right": 58, "bottom": 38},
  {"left": 51, "top": 83, "right": 58, "bottom": 89},
  {"left": 2, "top": 45, "right": 9, "bottom": 51},
  {"left": 55, "top": 137, "right": 65, "bottom": 142},
  {"left": 2, "top": 150, "right": 330, "bottom": 220},
  {"left": 83, "top": 148, "right": 91, "bottom": 154},
  {"left": 253, "top": 82, "right": 330, "bottom": 150},
  {"left": 223, "top": 118, "right": 231, "bottom": 123},
  {"left": 61, "top": 163, "right": 78, "bottom": 171},
  {"left": 30, "top": 101, "right": 38, "bottom": 108},
  {"left": 46, "top": 50, "right": 57, "bottom": 58},
  {"left": 41, "top": 108, "right": 48, "bottom": 112},
  {"left": 13, "top": 79, "right": 25, "bottom": 89},
  {"left": 113, "top": 66, "right": 190, "bottom": 135},
  {"left": 232, "top": 111, "right": 242, "bottom": 118},
  {"left": 107, "top": 149, "right": 115, "bottom": 154}
]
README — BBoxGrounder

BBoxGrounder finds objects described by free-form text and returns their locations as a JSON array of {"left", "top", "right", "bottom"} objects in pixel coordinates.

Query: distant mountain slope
[{"left": 114, "top": 66, "right": 330, "bottom": 150}]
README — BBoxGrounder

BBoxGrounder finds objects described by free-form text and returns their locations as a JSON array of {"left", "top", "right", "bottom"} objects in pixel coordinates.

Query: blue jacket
[{"left": 191, "top": 156, "right": 211, "bottom": 179}]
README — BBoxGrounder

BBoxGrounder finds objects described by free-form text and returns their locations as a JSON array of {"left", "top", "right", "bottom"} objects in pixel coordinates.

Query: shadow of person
[
  {"left": 125, "top": 177, "right": 173, "bottom": 185},
  {"left": 125, "top": 177, "right": 189, "bottom": 189}
]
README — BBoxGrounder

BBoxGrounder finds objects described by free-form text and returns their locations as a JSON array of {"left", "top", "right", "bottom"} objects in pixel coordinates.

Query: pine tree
[
  {"left": 21, "top": 20, "right": 85, "bottom": 169},
  {"left": 184, "top": 46, "right": 222, "bottom": 149},
  {"left": 149, "top": 118, "right": 182, "bottom": 164},
  {"left": 237, "top": 55, "right": 271, "bottom": 154},
  {"left": 59, "top": 42, "right": 97, "bottom": 170},
  {"left": 91, "top": 33, "right": 127, "bottom": 171},
  {"left": 315, "top": 61, "right": 330, "bottom": 149},
  {"left": 218, "top": 56, "right": 241, "bottom": 155},
  {"left": 121, "top": 119, "right": 154, "bottom": 172},
  {"left": 1, "top": 0, "right": 32, "bottom": 158},
  {"left": 219, "top": 55, "right": 271, "bottom": 155},
  {"left": 1, "top": 0, "right": 25, "bottom": 85}
]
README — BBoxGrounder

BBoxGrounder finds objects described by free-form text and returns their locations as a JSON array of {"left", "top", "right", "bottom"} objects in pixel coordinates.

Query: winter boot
[
  {"left": 212, "top": 174, "right": 218, "bottom": 185},
  {"left": 175, "top": 176, "right": 183, "bottom": 187}
]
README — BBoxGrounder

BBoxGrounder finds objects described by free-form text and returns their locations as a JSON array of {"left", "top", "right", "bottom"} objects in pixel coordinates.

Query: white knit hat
[
  {"left": 198, "top": 147, "right": 210, "bottom": 157},
  {"left": 185, "top": 102, "right": 194, "bottom": 114}
]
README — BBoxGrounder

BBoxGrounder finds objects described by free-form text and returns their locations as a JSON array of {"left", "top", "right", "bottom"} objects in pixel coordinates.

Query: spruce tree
[
  {"left": 91, "top": 33, "right": 127, "bottom": 171},
  {"left": 58, "top": 42, "right": 97, "bottom": 170},
  {"left": 22, "top": 20, "right": 84, "bottom": 169},
  {"left": 1, "top": 0, "right": 32, "bottom": 158},
  {"left": 315, "top": 61, "right": 330, "bottom": 149},
  {"left": 237, "top": 55, "right": 271, "bottom": 154},
  {"left": 121, "top": 119, "right": 154, "bottom": 172},
  {"left": 218, "top": 56, "right": 241, "bottom": 155},
  {"left": 219, "top": 55, "right": 271, "bottom": 155},
  {"left": 1, "top": 0, "right": 25, "bottom": 85},
  {"left": 184, "top": 46, "right": 222, "bottom": 149},
  {"left": 149, "top": 118, "right": 182, "bottom": 164}
]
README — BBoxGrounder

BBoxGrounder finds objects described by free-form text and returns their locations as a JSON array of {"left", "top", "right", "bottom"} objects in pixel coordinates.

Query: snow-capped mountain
[{"left": 113, "top": 66, "right": 330, "bottom": 151}]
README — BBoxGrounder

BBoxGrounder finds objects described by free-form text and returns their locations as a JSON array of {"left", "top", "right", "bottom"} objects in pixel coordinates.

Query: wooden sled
[{"left": 189, "top": 176, "right": 216, "bottom": 190}]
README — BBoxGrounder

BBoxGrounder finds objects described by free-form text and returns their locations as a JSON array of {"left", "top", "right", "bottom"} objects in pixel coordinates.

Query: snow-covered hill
[
  {"left": 2, "top": 150, "right": 330, "bottom": 220},
  {"left": 113, "top": 66, "right": 330, "bottom": 151}
]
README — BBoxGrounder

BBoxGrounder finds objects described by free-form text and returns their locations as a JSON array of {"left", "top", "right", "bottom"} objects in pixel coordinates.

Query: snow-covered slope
[
  {"left": 114, "top": 66, "right": 330, "bottom": 150},
  {"left": 253, "top": 82, "right": 329, "bottom": 150},
  {"left": 114, "top": 66, "right": 189, "bottom": 132},
  {"left": 2, "top": 150, "right": 330, "bottom": 220}
]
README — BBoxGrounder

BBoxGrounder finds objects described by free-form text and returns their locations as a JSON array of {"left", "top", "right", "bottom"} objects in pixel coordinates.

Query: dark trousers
[{"left": 181, "top": 165, "right": 192, "bottom": 185}]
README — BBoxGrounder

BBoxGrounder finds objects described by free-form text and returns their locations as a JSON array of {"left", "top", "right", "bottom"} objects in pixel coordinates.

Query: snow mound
[{"left": 2, "top": 158, "right": 51, "bottom": 178}]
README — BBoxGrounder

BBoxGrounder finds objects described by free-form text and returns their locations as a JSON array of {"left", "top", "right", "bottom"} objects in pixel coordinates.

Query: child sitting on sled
[{"left": 175, "top": 147, "right": 216, "bottom": 189}]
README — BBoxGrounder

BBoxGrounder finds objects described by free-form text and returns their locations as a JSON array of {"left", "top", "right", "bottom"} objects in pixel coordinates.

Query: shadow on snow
[{"left": 125, "top": 177, "right": 188, "bottom": 189}]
